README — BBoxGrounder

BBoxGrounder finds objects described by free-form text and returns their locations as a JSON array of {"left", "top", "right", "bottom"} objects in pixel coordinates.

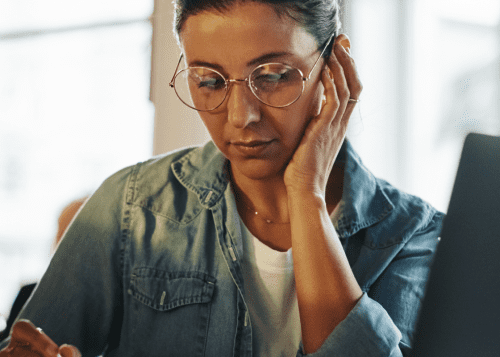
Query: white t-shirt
[
  {"left": 239, "top": 204, "right": 342, "bottom": 356},
  {"left": 240, "top": 221, "right": 301, "bottom": 357}
]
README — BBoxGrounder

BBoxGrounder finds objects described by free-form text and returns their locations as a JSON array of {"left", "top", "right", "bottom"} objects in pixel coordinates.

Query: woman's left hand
[
  {"left": 0, "top": 320, "right": 81, "bottom": 357},
  {"left": 284, "top": 36, "right": 363, "bottom": 197}
]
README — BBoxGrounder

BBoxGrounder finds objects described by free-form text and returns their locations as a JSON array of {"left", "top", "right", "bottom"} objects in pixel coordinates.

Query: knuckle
[
  {"left": 339, "top": 87, "right": 350, "bottom": 99},
  {"left": 353, "top": 82, "right": 363, "bottom": 94}
]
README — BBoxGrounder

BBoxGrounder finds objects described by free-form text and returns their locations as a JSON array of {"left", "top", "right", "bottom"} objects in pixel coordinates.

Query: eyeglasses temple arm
[
  {"left": 169, "top": 53, "right": 184, "bottom": 87},
  {"left": 306, "top": 32, "right": 336, "bottom": 81}
]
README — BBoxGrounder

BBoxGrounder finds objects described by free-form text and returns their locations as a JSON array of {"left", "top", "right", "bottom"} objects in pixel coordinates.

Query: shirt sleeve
[
  {"left": 296, "top": 211, "right": 444, "bottom": 357},
  {"left": 0, "top": 164, "right": 136, "bottom": 355}
]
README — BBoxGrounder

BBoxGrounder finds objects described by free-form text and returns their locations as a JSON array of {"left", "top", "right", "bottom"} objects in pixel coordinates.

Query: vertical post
[{"left": 150, "top": 0, "right": 210, "bottom": 156}]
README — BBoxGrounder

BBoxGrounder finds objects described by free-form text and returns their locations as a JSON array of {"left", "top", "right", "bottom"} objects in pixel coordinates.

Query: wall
[{"left": 150, "top": 0, "right": 210, "bottom": 156}]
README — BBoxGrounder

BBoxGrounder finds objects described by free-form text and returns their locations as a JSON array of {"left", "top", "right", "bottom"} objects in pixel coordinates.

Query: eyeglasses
[{"left": 169, "top": 33, "right": 335, "bottom": 112}]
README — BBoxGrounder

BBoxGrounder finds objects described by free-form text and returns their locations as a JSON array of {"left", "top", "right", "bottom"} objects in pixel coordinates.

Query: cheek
[
  {"left": 199, "top": 115, "right": 224, "bottom": 145},
  {"left": 281, "top": 82, "right": 324, "bottom": 145}
]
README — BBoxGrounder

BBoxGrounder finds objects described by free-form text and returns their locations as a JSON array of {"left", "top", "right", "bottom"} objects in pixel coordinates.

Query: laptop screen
[{"left": 412, "top": 133, "right": 500, "bottom": 357}]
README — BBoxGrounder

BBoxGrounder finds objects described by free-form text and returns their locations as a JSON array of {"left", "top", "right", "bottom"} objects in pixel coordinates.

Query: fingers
[
  {"left": 327, "top": 41, "right": 363, "bottom": 122},
  {"left": 333, "top": 42, "right": 363, "bottom": 102},
  {"left": 315, "top": 35, "right": 363, "bottom": 127},
  {"left": 320, "top": 64, "right": 338, "bottom": 117},
  {"left": 0, "top": 320, "right": 81, "bottom": 357},
  {"left": 327, "top": 44, "right": 351, "bottom": 114},
  {"left": 10, "top": 320, "right": 60, "bottom": 356},
  {"left": 317, "top": 45, "right": 350, "bottom": 133},
  {"left": 59, "top": 345, "right": 82, "bottom": 357}
]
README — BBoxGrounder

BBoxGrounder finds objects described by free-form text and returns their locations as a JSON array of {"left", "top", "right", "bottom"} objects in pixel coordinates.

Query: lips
[
  {"left": 231, "top": 139, "right": 275, "bottom": 156},
  {"left": 233, "top": 140, "right": 272, "bottom": 146}
]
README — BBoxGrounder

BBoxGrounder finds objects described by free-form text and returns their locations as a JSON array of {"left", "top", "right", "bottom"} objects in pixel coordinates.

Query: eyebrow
[{"left": 188, "top": 51, "right": 293, "bottom": 72}]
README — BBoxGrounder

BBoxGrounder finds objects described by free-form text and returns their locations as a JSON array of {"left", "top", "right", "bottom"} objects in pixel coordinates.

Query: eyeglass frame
[{"left": 169, "top": 32, "right": 336, "bottom": 112}]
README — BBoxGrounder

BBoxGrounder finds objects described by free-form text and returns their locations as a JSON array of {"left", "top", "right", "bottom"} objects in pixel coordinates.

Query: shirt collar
[
  {"left": 333, "top": 140, "right": 394, "bottom": 238},
  {"left": 172, "top": 139, "right": 394, "bottom": 237},
  {"left": 171, "top": 141, "right": 229, "bottom": 208}
]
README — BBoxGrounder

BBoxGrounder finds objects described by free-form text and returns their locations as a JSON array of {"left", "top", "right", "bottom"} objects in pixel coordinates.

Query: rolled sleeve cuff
[{"left": 296, "top": 293, "right": 403, "bottom": 357}]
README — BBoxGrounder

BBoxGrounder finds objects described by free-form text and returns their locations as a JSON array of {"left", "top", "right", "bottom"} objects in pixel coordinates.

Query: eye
[
  {"left": 188, "top": 69, "right": 225, "bottom": 90},
  {"left": 250, "top": 64, "right": 302, "bottom": 95},
  {"left": 198, "top": 76, "right": 225, "bottom": 89},
  {"left": 253, "top": 65, "right": 292, "bottom": 83}
]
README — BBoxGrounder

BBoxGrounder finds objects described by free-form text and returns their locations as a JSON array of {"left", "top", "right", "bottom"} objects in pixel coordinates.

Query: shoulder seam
[
  {"left": 420, "top": 209, "right": 445, "bottom": 233},
  {"left": 125, "top": 162, "right": 141, "bottom": 205}
]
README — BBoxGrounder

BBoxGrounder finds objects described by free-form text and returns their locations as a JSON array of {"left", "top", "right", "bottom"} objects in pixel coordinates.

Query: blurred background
[{"left": 0, "top": 0, "right": 499, "bottom": 327}]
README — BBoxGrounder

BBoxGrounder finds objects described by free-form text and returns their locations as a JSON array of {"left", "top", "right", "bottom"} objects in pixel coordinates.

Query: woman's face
[{"left": 180, "top": 2, "right": 325, "bottom": 181}]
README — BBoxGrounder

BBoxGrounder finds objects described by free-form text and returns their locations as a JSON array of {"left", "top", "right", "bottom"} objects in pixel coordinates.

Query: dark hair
[{"left": 173, "top": 0, "right": 341, "bottom": 58}]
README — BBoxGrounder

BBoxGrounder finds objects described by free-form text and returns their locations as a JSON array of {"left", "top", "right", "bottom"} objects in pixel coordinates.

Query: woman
[{"left": 0, "top": 0, "right": 443, "bottom": 356}]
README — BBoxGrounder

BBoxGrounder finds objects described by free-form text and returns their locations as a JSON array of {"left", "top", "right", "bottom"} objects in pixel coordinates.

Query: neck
[
  {"left": 230, "top": 164, "right": 290, "bottom": 223},
  {"left": 229, "top": 162, "right": 345, "bottom": 223}
]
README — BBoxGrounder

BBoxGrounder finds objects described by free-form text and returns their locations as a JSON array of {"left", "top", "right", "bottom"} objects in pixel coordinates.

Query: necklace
[
  {"left": 229, "top": 177, "right": 290, "bottom": 224},
  {"left": 241, "top": 202, "right": 290, "bottom": 224}
]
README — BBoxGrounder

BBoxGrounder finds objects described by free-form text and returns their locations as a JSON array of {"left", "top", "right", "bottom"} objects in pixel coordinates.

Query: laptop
[{"left": 411, "top": 133, "right": 500, "bottom": 356}]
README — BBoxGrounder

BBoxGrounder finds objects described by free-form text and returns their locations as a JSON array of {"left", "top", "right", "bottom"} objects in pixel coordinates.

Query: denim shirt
[{"left": 1, "top": 139, "right": 443, "bottom": 356}]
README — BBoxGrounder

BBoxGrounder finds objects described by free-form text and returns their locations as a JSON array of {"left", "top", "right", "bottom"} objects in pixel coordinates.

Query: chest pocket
[
  {"left": 126, "top": 268, "right": 216, "bottom": 357},
  {"left": 130, "top": 268, "right": 215, "bottom": 310}
]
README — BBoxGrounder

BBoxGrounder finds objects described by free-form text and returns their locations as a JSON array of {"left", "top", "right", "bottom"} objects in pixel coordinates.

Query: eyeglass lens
[{"left": 173, "top": 64, "right": 304, "bottom": 111}]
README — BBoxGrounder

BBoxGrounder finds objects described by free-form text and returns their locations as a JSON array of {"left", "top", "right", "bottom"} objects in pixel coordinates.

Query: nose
[{"left": 226, "top": 80, "right": 261, "bottom": 129}]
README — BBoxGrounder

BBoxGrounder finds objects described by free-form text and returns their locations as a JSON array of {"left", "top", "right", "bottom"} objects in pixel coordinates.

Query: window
[
  {"left": 344, "top": 0, "right": 500, "bottom": 212},
  {"left": 0, "top": 1, "right": 154, "bottom": 320}
]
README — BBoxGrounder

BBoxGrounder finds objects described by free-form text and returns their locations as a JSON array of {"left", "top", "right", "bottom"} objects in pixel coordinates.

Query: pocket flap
[{"left": 129, "top": 268, "right": 216, "bottom": 311}]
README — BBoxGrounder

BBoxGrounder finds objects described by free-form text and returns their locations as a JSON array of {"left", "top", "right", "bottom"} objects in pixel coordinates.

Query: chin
[{"left": 229, "top": 156, "right": 287, "bottom": 181}]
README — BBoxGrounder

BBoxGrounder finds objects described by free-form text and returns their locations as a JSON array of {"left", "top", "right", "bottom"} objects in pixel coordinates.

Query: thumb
[{"left": 59, "top": 344, "right": 82, "bottom": 357}]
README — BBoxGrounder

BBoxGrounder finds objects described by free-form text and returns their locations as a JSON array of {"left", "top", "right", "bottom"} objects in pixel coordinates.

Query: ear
[{"left": 334, "top": 33, "right": 351, "bottom": 54}]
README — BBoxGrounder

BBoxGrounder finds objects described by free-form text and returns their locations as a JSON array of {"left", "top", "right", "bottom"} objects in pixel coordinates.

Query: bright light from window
[
  {"left": 437, "top": 0, "right": 500, "bottom": 26},
  {"left": 348, "top": 0, "right": 499, "bottom": 213},
  {"left": 0, "top": 1, "right": 153, "bottom": 318},
  {"left": 0, "top": 0, "right": 152, "bottom": 32}
]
